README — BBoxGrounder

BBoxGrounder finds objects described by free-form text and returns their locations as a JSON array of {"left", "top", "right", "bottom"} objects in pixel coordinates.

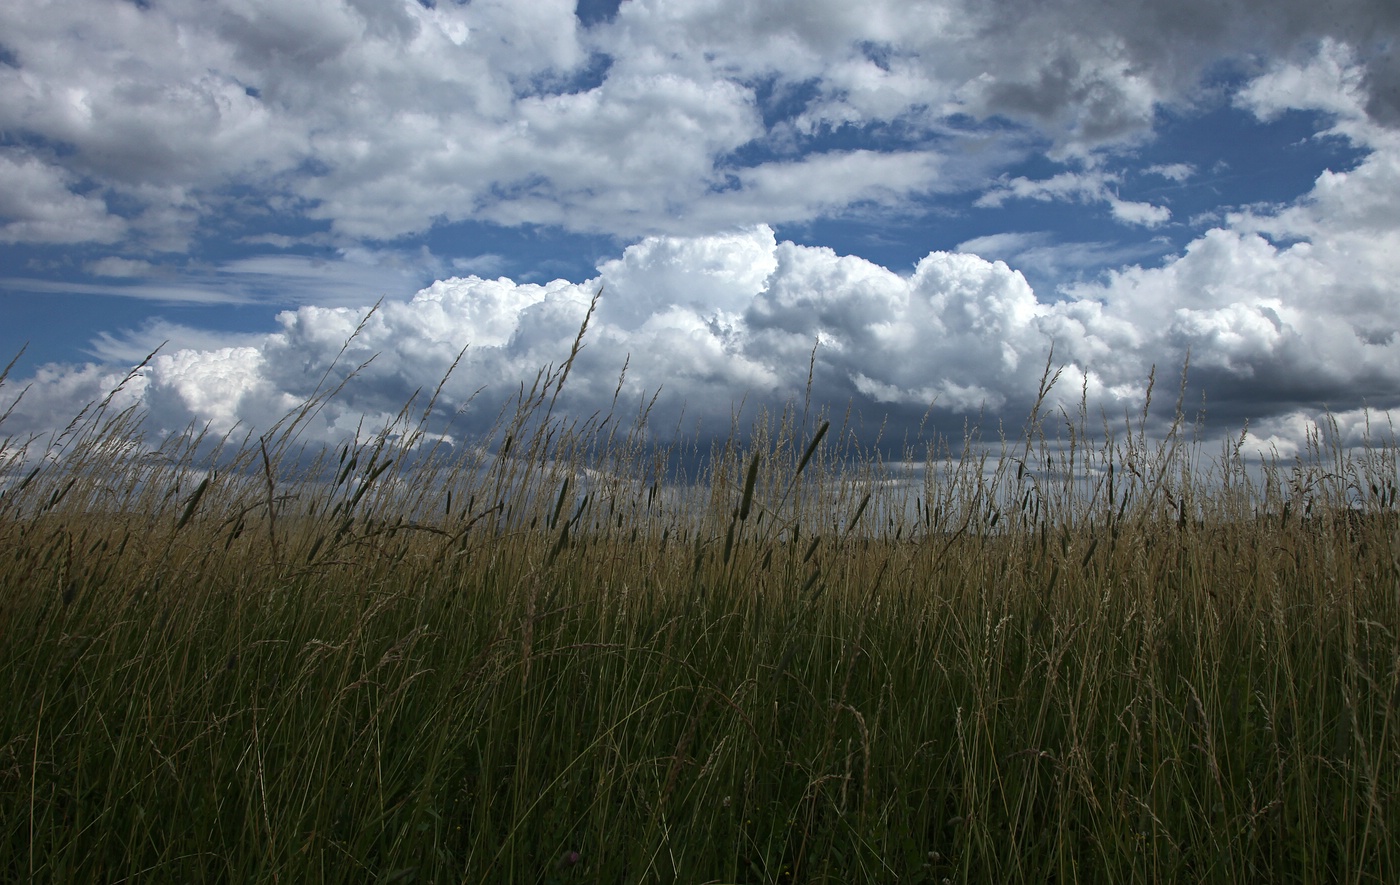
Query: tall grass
[{"left": 1, "top": 335, "right": 1398, "bottom": 883}]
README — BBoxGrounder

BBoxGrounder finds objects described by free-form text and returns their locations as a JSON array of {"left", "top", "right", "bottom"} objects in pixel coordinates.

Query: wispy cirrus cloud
[{"left": 976, "top": 170, "right": 1171, "bottom": 227}]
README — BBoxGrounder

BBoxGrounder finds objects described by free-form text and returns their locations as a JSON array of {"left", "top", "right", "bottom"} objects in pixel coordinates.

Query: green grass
[{"left": 1, "top": 343, "right": 1398, "bottom": 883}]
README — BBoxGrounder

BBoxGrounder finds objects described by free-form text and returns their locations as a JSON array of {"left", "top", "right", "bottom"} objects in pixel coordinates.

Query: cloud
[
  {"left": 956, "top": 232, "right": 1166, "bottom": 292},
  {"left": 3, "top": 0, "right": 1396, "bottom": 253},
  {"left": 87, "top": 257, "right": 157, "bottom": 278},
  {"left": 0, "top": 151, "right": 125, "bottom": 244},
  {"left": 1145, "top": 163, "right": 1195, "bottom": 182},
  {"left": 214, "top": 251, "right": 443, "bottom": 307},
  {"left": 968, "top": 0, "right": 1400, "bottom": 141},
  {"left": 0, "top": 361, "right": 149, "bottom": 445},
  {"left": 1054, "top": 122, "right": 1400, "bottom": 425},
  {"left": 594, "top": 226, "right": 779, "bottom": 330},
  {"left": 451, "top": 254, "right": 509, "bottom": 277},
  {"left": 687, "top": 150, "right": 946, "bottom": 229},
  {"left": 4, "top": 249, "right": 442, "bottom": 308},
  {"left": 962, "top": 52, "right": 1160, "bottom": 148},
  {"left": 955, "top": 232, "right": 1051, "bottom": 257},
  {"left": 1235, "top": 37, "right": 1368, "bottom": 123},
  {"left": 0, "top": 224, "right": 1031, "bottom": 446},
  {"left": 977, "top": 169, "right": 1171, "bottom": 227},
  {"left": 0, "top": 278, "right": 255, "bottom": 306},
  {"left": 1108, "top": 199, "right": 1171, "bottom": 227},
  {"left": 84, "top": 319, "right": 271, "bottom": 366}
]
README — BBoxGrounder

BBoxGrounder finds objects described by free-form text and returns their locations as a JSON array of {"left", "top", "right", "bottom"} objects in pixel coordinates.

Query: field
[{"left": 2, "top": 344, "right": 1398, "bottom": 883}]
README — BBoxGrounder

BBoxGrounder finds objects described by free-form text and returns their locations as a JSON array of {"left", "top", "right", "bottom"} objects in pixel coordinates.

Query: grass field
[{"left": 2, "top": 342, "right": 1398, "bottom": 883}]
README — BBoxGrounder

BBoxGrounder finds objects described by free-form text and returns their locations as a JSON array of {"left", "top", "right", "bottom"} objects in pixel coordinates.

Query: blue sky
[{"left": 1, "top": 0, "right": 1398, "bottom": 458}]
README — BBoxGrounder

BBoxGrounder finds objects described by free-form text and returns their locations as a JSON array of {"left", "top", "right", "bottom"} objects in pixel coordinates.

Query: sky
[{"left": 1, "top": 0, "right": 1399, "bottom": 464}]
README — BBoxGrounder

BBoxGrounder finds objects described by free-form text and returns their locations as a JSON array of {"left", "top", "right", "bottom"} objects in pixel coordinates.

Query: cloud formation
[
  {"left": 8, "top": 97, "right": 1400, "bottom": 460},
  {"left": 3, "top": 6, "right": 1399, "bottom": 469},
  {"left": 1, "top": 0, "right": 1397, "bottom": 248}
]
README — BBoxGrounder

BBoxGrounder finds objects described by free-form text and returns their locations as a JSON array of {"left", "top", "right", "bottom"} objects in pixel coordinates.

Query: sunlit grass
[{"left": 1, "top": 333, "right": 1398, "bottom": 883}]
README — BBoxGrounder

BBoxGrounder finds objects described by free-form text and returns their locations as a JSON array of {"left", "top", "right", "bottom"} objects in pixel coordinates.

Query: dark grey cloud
[{"left": 965, "top": 0, "right": 1400, "bottom": 148}]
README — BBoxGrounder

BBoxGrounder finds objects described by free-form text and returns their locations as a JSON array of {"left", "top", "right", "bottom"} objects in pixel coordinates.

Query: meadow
[{"left": 1, "top": 333, "right": 1398, "bottom": 883}]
